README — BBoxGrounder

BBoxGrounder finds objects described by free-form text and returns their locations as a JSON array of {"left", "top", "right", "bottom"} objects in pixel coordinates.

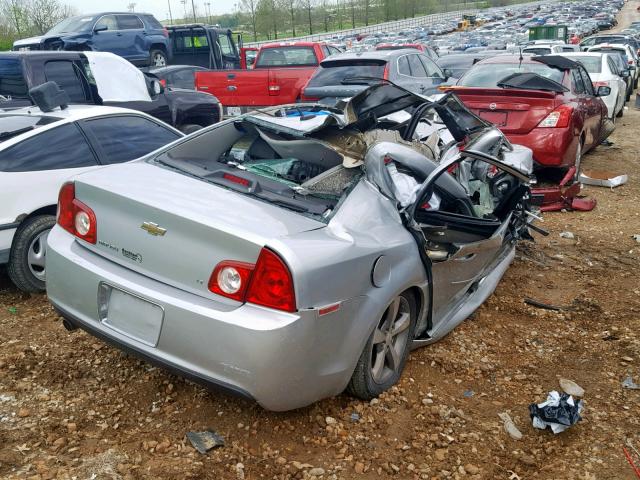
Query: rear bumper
[
  {"left": 46, "top": 226, "right": 358, "bottom": 411},
  {"left": 506, "top": 128, "right": 575, "bottom": 168}
]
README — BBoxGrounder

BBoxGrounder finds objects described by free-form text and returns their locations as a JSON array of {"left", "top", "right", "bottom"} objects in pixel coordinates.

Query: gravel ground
[{"left": 2, "top": 5, "right": 640, "bottom": 479}]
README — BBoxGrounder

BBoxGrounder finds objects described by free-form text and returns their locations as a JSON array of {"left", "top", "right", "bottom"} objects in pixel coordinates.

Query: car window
[
  {"left": 82, "top": 115, "right": 181, "bottom": 164},
  {"left": 408, "top": 54, "right": 427, "bottom": 77},
  {"left": 420, "top": 55, "right": 443, "bottom": 77},
  {"left": 607, "top": 56, "right": 618, "bottom": 74},
  {"left": 571, "top": 69, "right": 585, "bottom": 94},
  {"left": 94, "top": 15, "right": 118, "bottom": 31},
  {"left": 580, "top": 67, "right": 594, "bottom": 95},
  {"left": 43, "top": 60, "right": 89, "bottom": 103},
  {"left": 170, "top": 69, "right": 195, "bottom": 89},
  {"left": 306, "top": 60, "right": 386, "bottom": 87},
  {"left": 218, "top": 34, "right": 234, "bottom": 56},
  {"left": 398, "top": 55, "right": 411, "bottom": 76},
  {"left": 329, "top": 46, "right": 341, "bottom": 55},
  {"left": 144, "top": 15, "right": 164, "bottom": 30},
  {"left": 0, "top": 58, "right": 28, "bottom": 98},
  {"left": 562, "top": 56, "right": 602, "bottom": 73},
  {"left": 256, "top": 47, "right": 317, "bottom": 67},
  {"left": 321, "top": 45, "right": 331, "bottom": 57},
  {"left": 0, "top": 123, "right": 97, "bottom": 172},
  {"left": 117, "top": 15, "right": 144, "bottom": 30},
  {"left": 459, "top": 62, "right": 564, "bottom": 88}
]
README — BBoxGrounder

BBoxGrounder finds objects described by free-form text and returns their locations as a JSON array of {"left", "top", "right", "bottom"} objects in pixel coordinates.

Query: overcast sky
[{"left": 65, "top": 0, "right": 239, "bottom": 22}]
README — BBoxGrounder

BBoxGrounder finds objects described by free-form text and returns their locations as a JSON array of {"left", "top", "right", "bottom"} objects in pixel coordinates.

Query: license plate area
[
  {"left": 479, "top": 110, "right": 508, "bottom": 127},
  {"left": 98, "top": 283, "right": 164, "bottom": 347},
  {"left": 226, "top": 106, "right": 242, "bottom": 116}
]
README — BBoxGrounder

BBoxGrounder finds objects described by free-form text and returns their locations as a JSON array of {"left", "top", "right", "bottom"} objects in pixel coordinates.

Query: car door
[
  {"left": 419, "top": 54, "right": 447, "bottom": 90},
  {"left": 116, "top": 14, "right": 146, "bottom": 62},
  {"left": 395, "top": 53, "right": 427, "bottom": 94},
  {"left": 606, "top": 56, "right": 626, "bottom": 111},
  {"left": 578, "top": 65, "right": 603, "bottom": 146},
  {"left": 42, "top": 60, "right": 92, "bottom": 104},
  {"left": 405, "top": 149, "right": 530, "bottom": 332},
  {"left": 92, "top": 15, "right": 121, "bottom": 55}
]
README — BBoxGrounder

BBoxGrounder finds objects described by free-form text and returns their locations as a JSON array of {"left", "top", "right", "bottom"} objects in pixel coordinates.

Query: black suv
[{"left": 0, "top": 52, "right": 221, "bottom": 132}]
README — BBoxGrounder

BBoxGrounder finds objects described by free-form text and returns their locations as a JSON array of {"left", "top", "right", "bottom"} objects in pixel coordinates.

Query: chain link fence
[{"left": 245, "top": 0, "right": 560, "bottom": 47}]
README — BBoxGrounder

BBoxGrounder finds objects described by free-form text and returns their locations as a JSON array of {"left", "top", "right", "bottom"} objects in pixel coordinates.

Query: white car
[
  {"left": 522, "top": 43, "right": 580, "bottom": 55},
  {"left": 587, "top": 44, "right": 639, "bottom": 89},
  {"left": 560, "top": 52, "right": 628, "bottom": 119},
  {"left": 0, "top": 102, "right": 183, "bottom": 292}
]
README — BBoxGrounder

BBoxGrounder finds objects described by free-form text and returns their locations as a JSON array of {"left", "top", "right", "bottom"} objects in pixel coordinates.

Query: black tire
[
  {"left": 616, "top": 104, "right": 624, "bottom": 118},
  {"left": 7, "top": 215, "right": 55, "bottom": 293},
  {"left": 347, "top": 291, "right": 417, "bottom": 400},
  {"left": 149, "top": 49, "right": 167, "bottom": 67},
  {"left": 179, "top": 124, "right": 203, "bottom": 135}
]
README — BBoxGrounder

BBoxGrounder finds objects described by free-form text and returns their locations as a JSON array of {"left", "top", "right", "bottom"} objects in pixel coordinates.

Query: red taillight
[
  {"left": 159, "top": 79, "right": 167, "bottom": 87},
  {"left": 537, "top": 105, "right": 573, "bottom": 128},
  {"left": 222, "top": 173, "right": 250, "bottom": 187},
  {"left": 383, "top": 64, "right": 390, "bottom": 80},
  {"left": 246, "top": 249, "right": 296, "bottom": 312},
  {"left": 56, "top": 181, "right": 97, "bottom": 244},
  {"left": 208, "top": 248, "right": 296, "bottom": 312}
]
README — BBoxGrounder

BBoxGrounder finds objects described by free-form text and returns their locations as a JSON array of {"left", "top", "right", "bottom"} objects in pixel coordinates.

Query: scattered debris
[
  {"left": 463, "top": 389, "right": 474, "bottom": 398},
  {"left": 524, "top": 297, "right": 566, "bottom": 311},
  {"left": 559, "top": 378, "right": 584, "bottom": 397},
  {"left": 622, "top": 376, "right": 640, "bottom": 390},
  {"left": 186, "top": 430, "right": 225, "bottom": 454},
  {"left": 633, "top": 234, "right": 640, "bottom": 244},
  {"left": 579, "top": 169, "right": 628, "bottom": 188},
  {"left": 350, "top": 412, "right": 360, "bottom": 422},
  {"left": 529, "top": 391, "right": 583, "bottom": 434},
  {"left": 498, "top": 412, "right": 523, "bottom": 440},
  {"left": 559, "top": 231, "right": 575, "bottom": 239}
]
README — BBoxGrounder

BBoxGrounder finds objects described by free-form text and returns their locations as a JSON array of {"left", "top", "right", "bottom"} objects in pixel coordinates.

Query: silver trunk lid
[{"left": 72, "top": 161, "right": 323, "bottom": 302}]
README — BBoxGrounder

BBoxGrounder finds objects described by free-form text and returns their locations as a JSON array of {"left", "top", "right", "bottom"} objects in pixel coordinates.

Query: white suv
[{"left": 0, "top": 104, "right": 182, "bottom": 292}]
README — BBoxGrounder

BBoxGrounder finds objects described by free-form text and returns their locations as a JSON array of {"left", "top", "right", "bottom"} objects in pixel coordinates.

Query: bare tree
[
  {"left": 240, "top": 0, "right": 258, "bottom": 41},
  {"left": 1, "top": 0, "right": 28, "bottom": 36},
  {"left": 28, "top": 0, "right": 70, "bottom": 35}
]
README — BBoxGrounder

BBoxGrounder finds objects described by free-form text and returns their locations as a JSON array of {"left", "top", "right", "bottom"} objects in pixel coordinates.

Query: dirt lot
[{"left": 2, "top": 6, "right": 640, "bottom": 480}]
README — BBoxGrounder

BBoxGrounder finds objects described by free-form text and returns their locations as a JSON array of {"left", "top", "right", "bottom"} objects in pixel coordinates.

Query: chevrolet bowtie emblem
[{"left": 141, "top": 222, "right": 167, "bottom": 236}]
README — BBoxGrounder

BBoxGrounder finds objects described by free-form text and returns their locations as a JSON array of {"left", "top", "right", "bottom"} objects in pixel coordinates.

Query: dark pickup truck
[{"left": 0, "top": 51, "right": 222, "bottom": 132}]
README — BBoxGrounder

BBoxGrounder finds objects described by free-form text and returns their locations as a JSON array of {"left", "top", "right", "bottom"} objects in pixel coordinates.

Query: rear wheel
[
  {"left": 573, "top": 140, "right": 583, "bottom": 183},
  {"left": 7, "top": 215, "right": 55, "bottom": 293},
  {"left": 347, "top": 291, "right": 417, "bottom": 400},
  {"left": 616, "top": 103, "right": 624, "bottom": 118},
  {"left": 150, "top": 49, "right": 167, "bottom": 67}
]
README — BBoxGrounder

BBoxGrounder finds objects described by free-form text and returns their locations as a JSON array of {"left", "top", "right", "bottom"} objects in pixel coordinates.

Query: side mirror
[
  {"left": 149, "top": 79, "right": 164, "bottom": 96},
  {"left": 93, "top": 25, "right": 108, "bottom": 33},
  {"left": 621, "top": 69, "right": 630, "bottom": 78},
  {"left": 596, "top": 85, "right": 611, "bottom": 97}
]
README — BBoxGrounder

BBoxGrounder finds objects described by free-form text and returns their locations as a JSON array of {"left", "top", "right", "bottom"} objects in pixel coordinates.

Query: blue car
[{"left": 12, "top": 12, "right": 172, "bottom": 67}]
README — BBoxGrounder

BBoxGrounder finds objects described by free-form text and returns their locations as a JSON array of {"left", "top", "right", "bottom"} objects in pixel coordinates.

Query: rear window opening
[
  {"left": 306, "top": 60, "right": 386, "bottom": 87},
  {"left": 562, "top": 56, "right": 602, "bottom": 73}
]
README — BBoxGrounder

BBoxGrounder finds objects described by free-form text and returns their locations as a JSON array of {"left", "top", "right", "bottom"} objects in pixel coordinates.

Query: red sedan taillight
[
  {"left": 57, "top": 182, "right": 97, "bottom": 244},
  {"left": 208, "top": 248, "right": 296, "bottom": 312},
  {"left": 537, "top": 105, "right": 573, "bottom": 128}
]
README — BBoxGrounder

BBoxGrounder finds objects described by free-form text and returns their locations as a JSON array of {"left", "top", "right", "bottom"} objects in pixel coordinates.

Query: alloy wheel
[
  {"left": 370, "top": 296, "right": 412, "bottom": 384},
  {"left": 27, "top": 230, "right": 48, "bottom": 282}
]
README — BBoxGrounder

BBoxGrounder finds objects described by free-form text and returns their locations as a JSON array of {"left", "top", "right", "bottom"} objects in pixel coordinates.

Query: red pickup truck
[{"left": 195, "top": 42, "right": 340, "bottom": 116}]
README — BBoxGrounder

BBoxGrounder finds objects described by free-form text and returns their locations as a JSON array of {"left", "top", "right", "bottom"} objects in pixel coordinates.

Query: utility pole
[
  {"left": 191, "top": 0, "right": 197, "bottom": 22},
  {"left": 167, "top": 0, "right": 174, "bottom": 24},
  {"left": 205, "top": 2, "right": 212, "bottom": 23}
]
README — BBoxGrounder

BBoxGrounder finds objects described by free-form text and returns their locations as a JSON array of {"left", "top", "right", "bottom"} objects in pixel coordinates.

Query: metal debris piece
[
  {"left": 186, "top": 430, "right": 225, "bottom": 454},
  {"left": 559, "top": 231, "right": 575, "bottom": 239},
  {"left": 498, "top": 412, "right": 523, "bottom": 440},
  {"left": 559, "top": 378, "right": 585, "bottom": 398},
  {"left": 463, "top": 389, "right": 474, "bottom": 398},
  {"left": 633, "top": 234, "right": 640, "bottom": 244},
  {"left": 622, "top": 376, "right": 640, "bottom": 390},
  {"left": 524, "top": 297, "right": 565, "bottom": 311}
]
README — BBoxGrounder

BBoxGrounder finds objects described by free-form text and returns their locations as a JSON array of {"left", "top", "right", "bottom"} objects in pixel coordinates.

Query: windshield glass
[
  {"left": 46, "top": 16, "right": 94, "bottom": 34},
  {"left": 523, "top": 47, "right": 551, "bottom": 55},
  {"left": 562, "top": 56, "right": 602, "bottom": 73},
  {"left": 0, "top": 59, "right": 28, "bottom": 98},
  {"left": 307, "top": 60, "right": 386, "bottom": 87},
  {"left": 459, "top": 62, "right": 564, "bottom": 88}
]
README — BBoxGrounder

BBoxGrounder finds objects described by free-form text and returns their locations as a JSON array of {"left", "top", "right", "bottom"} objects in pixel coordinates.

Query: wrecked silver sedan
[{"left": 47, "top": 85, "right": 537, "bottom": 411}]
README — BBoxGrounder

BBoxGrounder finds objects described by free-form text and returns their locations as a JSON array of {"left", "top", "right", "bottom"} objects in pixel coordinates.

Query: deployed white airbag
[{"left": 84, "top": 52, "right": 152, "bottom": 102}]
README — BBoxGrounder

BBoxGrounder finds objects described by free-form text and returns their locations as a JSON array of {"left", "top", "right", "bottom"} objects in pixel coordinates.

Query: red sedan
[{"left": 446, "top": 55, "right": 611, "bottom": 172}]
